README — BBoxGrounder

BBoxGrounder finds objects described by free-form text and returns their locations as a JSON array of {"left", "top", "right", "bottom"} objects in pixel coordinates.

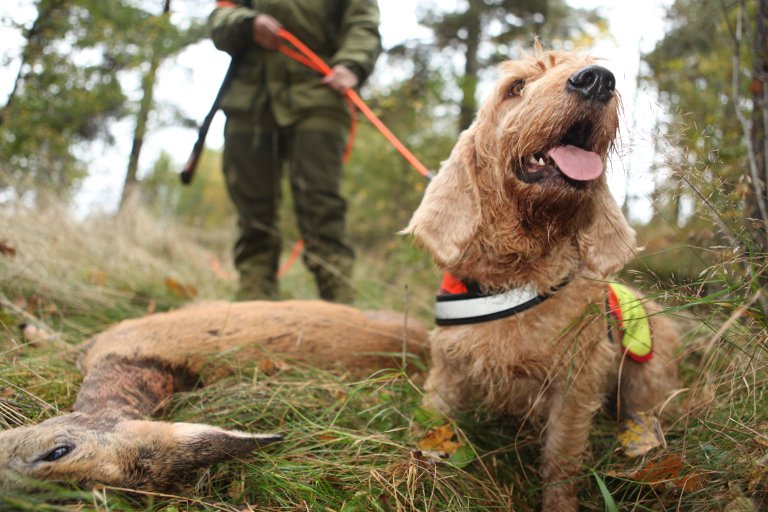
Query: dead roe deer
[{"left": 0, "top": 300, "right": 428, "bottom": 491}]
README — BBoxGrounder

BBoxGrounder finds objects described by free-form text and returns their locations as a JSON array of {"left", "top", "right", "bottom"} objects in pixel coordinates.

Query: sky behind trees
[{"left": 1, "top": 0, "right": 670, "bottom": 219}]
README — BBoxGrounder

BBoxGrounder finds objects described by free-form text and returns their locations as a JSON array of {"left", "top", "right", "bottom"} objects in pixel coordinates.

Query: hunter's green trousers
[{"left": 222, "top": 113, "right": 354, "bottom": 303}]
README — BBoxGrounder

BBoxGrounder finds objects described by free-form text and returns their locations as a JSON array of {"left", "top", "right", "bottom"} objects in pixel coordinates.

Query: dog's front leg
[
  {"left": 422, "top": 360, "right": 468, "bottom": 414},
  {"left": 422, "top": 337, "right": 472, "bottom": 415},
  {"left": 540, "top": 383, "right": 603, "bottom": 511}
]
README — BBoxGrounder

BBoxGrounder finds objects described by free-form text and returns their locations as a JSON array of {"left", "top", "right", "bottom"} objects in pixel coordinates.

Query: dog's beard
[
  {"left": 503, "top": 174, "right": 596, "bottom": 254},
  {"left": 445, "top": 158, "right": 597, "bottom": 284},
  {"left": 447, "top": 173, "right": 595, "bottom": 285}
]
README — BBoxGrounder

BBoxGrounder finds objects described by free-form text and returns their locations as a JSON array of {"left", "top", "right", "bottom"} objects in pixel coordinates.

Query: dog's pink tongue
[{"left": 547, "top": 145, "right": 604, "bottom": 181}]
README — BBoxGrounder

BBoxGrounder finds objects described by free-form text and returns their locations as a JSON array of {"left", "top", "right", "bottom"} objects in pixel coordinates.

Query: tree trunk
[
  {"left": 458, "top": 0, "right": 482, "bottom": 131},
  {"left": 118, "top": 0, "right": 171, "bottom": 213},
  {"left": 752, "top": 0, "right": 768, "bottom": 244}
]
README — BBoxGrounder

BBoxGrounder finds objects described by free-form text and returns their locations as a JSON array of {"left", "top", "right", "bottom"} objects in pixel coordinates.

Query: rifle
[
  {"left": 182, "top": 0, "right": 253, "bottom": 185},
  {"left": 180, "top": 55, "right": 241, "bottom": 185}
]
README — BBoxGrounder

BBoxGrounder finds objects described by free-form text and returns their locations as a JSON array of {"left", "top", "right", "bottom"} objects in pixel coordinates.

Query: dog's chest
[{"left": 434, "top": 287, "right": 608, "bottom": 413}]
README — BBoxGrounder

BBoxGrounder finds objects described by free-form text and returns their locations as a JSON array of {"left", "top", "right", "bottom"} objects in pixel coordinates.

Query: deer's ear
[
  {"left": 120, "top": 419, "right": 282, "bottom": 489},
  {"left": 170, "top": 423, "right": 283, "bottom": 468}
]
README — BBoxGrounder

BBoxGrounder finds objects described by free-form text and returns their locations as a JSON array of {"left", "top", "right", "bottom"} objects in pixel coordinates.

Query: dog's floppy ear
[
  {"left": 577, "top": 182, "right": 637, "bottom": 277},
  {"left": 402, "top": 133, "right": 481, "bottom": 267}
]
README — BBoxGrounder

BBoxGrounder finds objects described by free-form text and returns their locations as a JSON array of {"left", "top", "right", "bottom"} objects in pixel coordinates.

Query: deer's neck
[{"left": 73, "top": 356, "right": 193, "bottom": 420}]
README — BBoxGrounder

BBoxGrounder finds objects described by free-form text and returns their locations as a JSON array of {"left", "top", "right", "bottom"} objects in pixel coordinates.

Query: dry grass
[{"left": 1, "top": 195, "right": 767, "bottom": 511}]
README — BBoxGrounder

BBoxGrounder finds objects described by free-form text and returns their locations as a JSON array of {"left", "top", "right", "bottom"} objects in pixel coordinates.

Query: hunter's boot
[
  {"left": 306, "top": 251, "right": 355, "bottom": 304},
  {"left": 235, "top": 253, "right": 279, "bottom": 301}
]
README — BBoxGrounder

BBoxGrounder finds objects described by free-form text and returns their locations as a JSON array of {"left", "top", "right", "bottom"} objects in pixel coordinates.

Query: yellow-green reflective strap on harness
[{"left": 607, "top": 283, "right": 653, "bottom": 362}]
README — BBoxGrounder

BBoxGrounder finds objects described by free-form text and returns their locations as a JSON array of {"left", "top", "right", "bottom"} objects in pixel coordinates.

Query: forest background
[{"left": 1, "top": 0, "right": 767, "bottom": 511}]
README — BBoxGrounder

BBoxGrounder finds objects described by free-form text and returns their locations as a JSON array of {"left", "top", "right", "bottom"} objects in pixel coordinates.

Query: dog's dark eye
[
  {"left": 507, "top": 80, "right": 525, "bottom": 97},
  {"left": 40, "top": 445, "right": 73, "bottom": 462}
]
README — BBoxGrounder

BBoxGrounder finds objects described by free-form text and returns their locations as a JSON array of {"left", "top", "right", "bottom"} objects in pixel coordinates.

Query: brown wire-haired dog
[{"left": 405, "top": 46, "right": 680, "bottom": 510}]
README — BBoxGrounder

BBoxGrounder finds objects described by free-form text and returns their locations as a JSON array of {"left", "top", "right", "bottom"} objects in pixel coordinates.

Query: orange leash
[
  {"left": 277, "top": 29, "right": 433, "bottom": 179},
  {"left": 276, "top": 238, "right": 304, "bottom": 278},
  {"left": 275, "top": 29, "right": 432, "bottom": 276},
  {"left": 277, "top": 34, "right": 357, "bottom": 163}
]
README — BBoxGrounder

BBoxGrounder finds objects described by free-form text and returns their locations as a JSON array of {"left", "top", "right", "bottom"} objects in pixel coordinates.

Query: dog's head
[{"left": 405, "top": 46, "right": 636, "bottom": 286}]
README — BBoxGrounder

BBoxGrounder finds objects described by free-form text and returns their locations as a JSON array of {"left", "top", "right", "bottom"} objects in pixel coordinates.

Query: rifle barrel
[{"left": 180, "top": 55, "right": 241, "bottom": 185}]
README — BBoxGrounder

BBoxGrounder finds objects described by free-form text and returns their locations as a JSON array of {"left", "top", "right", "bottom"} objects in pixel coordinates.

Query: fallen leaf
[
  {"left": 17, "top": 295, "right": 43, "bottom": 314},
  {"left": 209, "top": 256, "right": 235, "bottom": 281},
  {"left": 227, "top": 478, "right": 245, "bottom": 500},
  {"left": 258, "top": 358, "right": 290, "bottom": 375},
  {"left": 418, "top": 449, "right": 450, "bottom": 463},
  {"left": 748, "top": 463, "right": 768, "bottom": 494},
  {"left": 164, "top": 277, "right": 198, "bottom": 299},
  {"left": 632, "top": 454, "right": 705, "bottom": 492},
  {"left": 618, "top": 412, "right": 665, "bottom": 457},
  {"left": 13, "top": 296, "right": 27, "bottom": 310},
  {"left": 448, "top": 443, "right": 476, "bottom": 468},
  {"left": 417, "top": 424, "right": 462, "bottom": 456},
  {"left": 0, "top": 240, "right": 16, "bottom": 257},
  {"left": 89, "top": 270, "right": 108, "bottom": 286}
]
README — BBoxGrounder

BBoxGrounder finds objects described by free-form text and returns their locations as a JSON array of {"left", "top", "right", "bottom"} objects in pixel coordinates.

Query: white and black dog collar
[{"left": 435, "top": 273, "right": 569, "bottom": 326}]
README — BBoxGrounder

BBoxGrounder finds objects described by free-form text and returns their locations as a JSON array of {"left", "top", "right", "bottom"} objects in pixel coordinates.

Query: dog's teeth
[
  {"left": 538, "top": 158, "right": 545, "bottom": 166},
  {"left": 529, "top": 155, "right": 537, "bottom": 164}
]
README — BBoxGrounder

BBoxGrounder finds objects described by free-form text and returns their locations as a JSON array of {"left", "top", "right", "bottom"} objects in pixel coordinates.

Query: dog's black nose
[{"left": 567, "top": 65, "right": 615, "bottom": 103}]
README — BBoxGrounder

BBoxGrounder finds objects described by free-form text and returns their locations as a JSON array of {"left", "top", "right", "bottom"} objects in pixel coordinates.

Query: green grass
[{"left": 1, "top": 199, "right": 766, "bottom": 511}]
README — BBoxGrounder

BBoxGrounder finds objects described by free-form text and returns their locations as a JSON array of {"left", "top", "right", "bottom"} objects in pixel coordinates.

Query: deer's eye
[
  {"left": 40, "top": 445, "right": 73, "bottom": 462},
  {"left": 507, "top": 79, "right": 525, "bottom": 97}
]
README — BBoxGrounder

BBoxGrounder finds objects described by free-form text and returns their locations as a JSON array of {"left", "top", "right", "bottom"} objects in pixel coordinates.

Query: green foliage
[
  {"left": 0, "top": 0, "right": 206, "bottom": 199},
  {"left": 643, "top": 1, "right": 746, "bottom": 215},
  {"left": 635, "top": 0, "right": 768, "bottom": 378},
  {"left": 417, "top": 0, "right": 610, "bottom": 129},
  {"left": 141, "top": 150, "right": 179, "bottom": 217},
  {"left": 143, "top": 149, "right": 236, "bottom": 229},
  {"left": 345, "top": 67, "right": 456, "bottom": 247},
  {"left": 641, "top": 0, "right": 765, "bottom": 258},
  {"left": 422, "top": 0, "right": 608, "bottom": 54}
]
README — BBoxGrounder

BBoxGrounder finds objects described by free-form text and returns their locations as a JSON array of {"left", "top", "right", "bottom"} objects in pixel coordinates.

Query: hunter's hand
[
  {"left": 322, "top": 65, "right": 359, "bottom": 94},
  {"left": 252, "top": 14, "right": 282, "bottom": 50}
]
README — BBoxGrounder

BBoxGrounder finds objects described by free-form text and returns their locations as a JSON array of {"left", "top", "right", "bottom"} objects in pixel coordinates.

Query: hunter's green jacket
[{"left": 209, "top": 0, "right": 381, "bottom": 127}]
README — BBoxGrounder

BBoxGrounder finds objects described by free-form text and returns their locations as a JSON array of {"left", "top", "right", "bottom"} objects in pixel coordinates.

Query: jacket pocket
[{"left": 220, "top": 78, "right": 265, "bottom": 115}]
